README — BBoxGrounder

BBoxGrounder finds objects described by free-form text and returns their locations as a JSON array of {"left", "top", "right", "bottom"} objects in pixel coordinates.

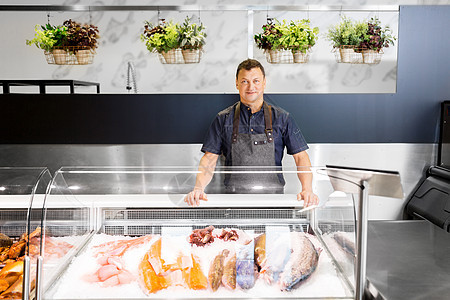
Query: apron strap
[
  {"left": 263, "top": 102, "right": 274, "bottom": 143},
  {"left": 232, "top": 102, "right": 241, "bottom": 143},
  {"left": 232, "top": 101, "right": 273, "bottom": 144}
]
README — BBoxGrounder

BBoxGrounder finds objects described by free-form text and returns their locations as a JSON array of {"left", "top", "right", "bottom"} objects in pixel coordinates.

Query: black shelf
[{"left": 0, "top": 80, "right": 100, "bottom": 94}]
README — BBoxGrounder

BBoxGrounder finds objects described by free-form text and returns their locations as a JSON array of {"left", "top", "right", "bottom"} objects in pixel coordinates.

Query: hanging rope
[
  {"left": 158, "top": 7, "right": 164, "bottom": 25},
  {"left": 266, "top": 6, "right": 272, "bottom": 23},
  {"left": 47, "top": 12, "right": 50, "bottom": 24},
  {"left": 89, "top": 5, "right": 92, "bottom": 24}
]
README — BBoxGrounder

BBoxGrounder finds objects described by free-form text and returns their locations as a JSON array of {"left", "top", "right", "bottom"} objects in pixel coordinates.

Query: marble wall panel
[{"left": 1, "top": 3, "right": 399, "bottom": 93}]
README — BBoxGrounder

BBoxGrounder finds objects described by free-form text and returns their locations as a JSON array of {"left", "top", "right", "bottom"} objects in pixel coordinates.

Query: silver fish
[
  {"left": 333, "top": 232, "right": 355, "bottom": 256},
  {"left": 279, "top": 232, "right": 320, "bottom": 291}
]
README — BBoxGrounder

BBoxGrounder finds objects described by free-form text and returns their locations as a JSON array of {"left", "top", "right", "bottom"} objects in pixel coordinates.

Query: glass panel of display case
[
  {"left": 0, "top": 167, "right": 52, "bottom": 300},
  {"left": 38, "top": 166, "right": 401, "bottom": 300}
]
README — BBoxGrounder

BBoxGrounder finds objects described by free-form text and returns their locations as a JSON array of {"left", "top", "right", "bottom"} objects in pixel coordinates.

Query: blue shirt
[{"left": 201, "top": 101, "right": 309, "bottom": 166}]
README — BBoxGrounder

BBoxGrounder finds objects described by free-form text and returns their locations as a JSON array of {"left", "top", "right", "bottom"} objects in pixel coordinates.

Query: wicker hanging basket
[
  {"left": 333, "top": 45, "right": 383, "bottom": 65},
  {"left": 44, "top": 46, "right": 96, "bottom": 65},
  {"left": 264, "top": 47, "right": 311, "bottom": 64},
  {"left": 181, "top": 49, "right": 201, "bottom": 64},
  {"left": 157, "top": 48, "right": 203, "bottom": 64}
]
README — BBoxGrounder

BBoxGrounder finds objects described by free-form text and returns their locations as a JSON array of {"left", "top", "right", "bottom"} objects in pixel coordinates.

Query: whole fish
[
  {"left": 333, "top": 232, "right": 355, "bottom": 256},
  {"left": 208, "top": 249, "right": 228, "bottom": 291},
  {"left": 222, "top": 251, "right": 236, "bottom": 290},
  {"left": 279, "top": 232, "right": 320, "bottom": 291}
]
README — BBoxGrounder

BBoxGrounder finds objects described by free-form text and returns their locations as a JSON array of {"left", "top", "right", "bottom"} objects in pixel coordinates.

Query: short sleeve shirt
[{"left": 201, "top": 101, "right": 309, "bottom": 166}]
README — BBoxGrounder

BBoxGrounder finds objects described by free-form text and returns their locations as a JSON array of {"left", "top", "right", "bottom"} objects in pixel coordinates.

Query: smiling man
[{"left": 185, "top": 59, "right": 318, "bottom": 207}]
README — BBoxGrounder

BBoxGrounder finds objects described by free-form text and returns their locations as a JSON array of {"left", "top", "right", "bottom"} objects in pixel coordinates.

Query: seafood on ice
[
  {"left": 257, "top": 231, "right": 321, "bottom": 291},
  {"left": 85, "top": 235, "right": 155, "bottom": 287},
  {"left": 208, "top": 249, "right": 227, "bottom": 291},
  {"left": 138, "top": 237, "right": 207, "bottom": 294},
  {"left": 235, "top": 239, "right": 256, "bottom": 289},
  {"left": 72, "top": 226, "right": 323, "bottom": 296},
  {"left": 0, "top": 261, "right": 24, "bottom": 299},
  {"left": 279, "top": 232, "right": 321, "bottom": 291},
  {"left": 0, "top": 227, "right": 73, "bottom": 299},
  {"left": 188, "top": 225, "right": 251, "bottom": 247}
]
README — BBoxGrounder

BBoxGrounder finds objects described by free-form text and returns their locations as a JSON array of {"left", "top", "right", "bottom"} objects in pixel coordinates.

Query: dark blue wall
[{"left": 1, "top": 6, "right": 449, "bottom": 144}]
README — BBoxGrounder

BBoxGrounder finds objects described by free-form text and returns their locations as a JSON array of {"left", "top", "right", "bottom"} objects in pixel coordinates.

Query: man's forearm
[
  {"left": 297, "top": 171, "right": 313, "bottom": 192},
  {"left": 293, "top": 151, "right": 313, "bottom": 191},
  {"left": 194, "top": 152, "right": 218, "bottom": 190}
]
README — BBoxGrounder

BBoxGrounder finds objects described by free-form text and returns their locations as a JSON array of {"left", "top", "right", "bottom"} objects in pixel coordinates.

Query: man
[{"left": 185, "top": 59, "right": 318, "bottom": 207}]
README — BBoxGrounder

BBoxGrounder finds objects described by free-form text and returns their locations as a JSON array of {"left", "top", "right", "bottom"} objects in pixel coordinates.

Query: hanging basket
[
  {"left": 264, "top": 47, "right": 311, "bottom": 64},
  {"left": 157, "top": 48, "right": 203, "bottom": 64},
  {"left": 181, "top": 48, "right": 202, "bottom": 63},
  {"left": 362, "top": 49, "right": 384, "bottom": 64},
  {"left": 44, "top": 46, "right": 95, "bottom": 65},
  {"left": 333, "top": 46, "right": 383, "bottom": 65},
  {"left": 292, "top": 47, "right": 312, "bottom": 64}
]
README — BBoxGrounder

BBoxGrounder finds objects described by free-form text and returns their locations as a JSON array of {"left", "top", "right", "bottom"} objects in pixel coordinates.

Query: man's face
[{"left": 236, "top": 67, "right": 266, "bottom": 106}]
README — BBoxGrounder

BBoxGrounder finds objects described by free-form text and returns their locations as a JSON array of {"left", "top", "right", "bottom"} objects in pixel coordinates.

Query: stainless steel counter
[{"left": 366, "top": 220, "right": 450, "bottom": 300}]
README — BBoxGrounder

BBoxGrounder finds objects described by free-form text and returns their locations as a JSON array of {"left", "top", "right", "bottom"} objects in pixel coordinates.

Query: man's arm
[
  {"left": 184, "top": 152, "right": 219, "bottom": 206},
  {"left": 292, "top": 151, "right": 319, "bottom": 207}
]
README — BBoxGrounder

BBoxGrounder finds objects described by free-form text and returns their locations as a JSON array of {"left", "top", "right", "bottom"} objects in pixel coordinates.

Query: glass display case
[
  {"left": 35, "top": 166, "right": 402, "bottom": 300},
  {"left": 0, "top": 167, "right": 52, "bottom": 300}
]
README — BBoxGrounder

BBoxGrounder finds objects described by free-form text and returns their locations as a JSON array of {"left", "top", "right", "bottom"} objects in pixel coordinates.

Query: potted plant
[
  {"left": 277, "top": 19, "right": 319, "bottom": 63},
  {"left": 358, "top": 17, "right": 396, "bottom": 64},
  {"left": 26, "top": 23, "right": 68, "bottom": 64},
  {"left": 254, "top": 19, "right": 283, "bottom": 63},
  {"left": 327, "top": 16, "right": 368, "bottom": 63},
  {"left": 177, "top": 17, "right": 207, "bottom": 63},
  {"left": 141, "top": 19, "right": 180, "bottom": 63},
  {"left": 62, "top": 19, "right": 100, "bottom": 64}
]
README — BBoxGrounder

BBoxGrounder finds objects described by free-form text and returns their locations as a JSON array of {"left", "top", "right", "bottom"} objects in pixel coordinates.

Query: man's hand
[
  {"left": 297, "top": 190, "right": 319, "bottom": 208},
  {"left": 184, "top": 188, "right": 208, "bottom": 207}
]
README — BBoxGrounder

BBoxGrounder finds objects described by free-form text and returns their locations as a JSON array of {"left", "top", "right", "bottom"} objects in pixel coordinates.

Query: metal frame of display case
[
  {"left": 324, "top": 165, "right": 403, "bottom": 300},
  {"left": 0, "top": 167, "right": 52, "bottom": 300}
]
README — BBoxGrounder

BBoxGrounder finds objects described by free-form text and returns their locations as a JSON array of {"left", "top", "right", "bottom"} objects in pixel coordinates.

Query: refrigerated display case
[
  {"left": 0, "top": 167, "right": 52, "bottom": 300},
  {"left": 36, "top": 166, "right": 402, "bottom": 300}
]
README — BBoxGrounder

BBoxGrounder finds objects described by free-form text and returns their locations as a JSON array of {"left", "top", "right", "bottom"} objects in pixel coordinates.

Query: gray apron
[{"left": 226, "top": 101, "right": 284, "bottom": 194}]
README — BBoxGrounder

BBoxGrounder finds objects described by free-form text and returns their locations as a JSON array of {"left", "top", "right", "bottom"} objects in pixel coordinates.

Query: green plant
[
  {"left": 26, "top": 23, "right": 68, "bottom": 52},
  {"left": 178, "top": 17, "right": 207, "bottom": 50},
  {"left": 141, "top": 20, "right": 180, "bottom": 53},
  {"left": 62, "top": 19, "right": 100, "bottom": 50},
  {"left": 277, "top": 19, "right": 319, "bottom": 53},
  {"left": 254, "top": 19, "right": 283, "bottom": 51},
  {"left": 327, "top": 16, "right": 368, "bottom": 48},
  {"left": 359, "top": 17, "right": 396, "bottom": 51}
]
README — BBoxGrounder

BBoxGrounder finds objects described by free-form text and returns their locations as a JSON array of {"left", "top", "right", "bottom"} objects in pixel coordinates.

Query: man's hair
[{"left": 236, "top": 59, "right": 265, "bottom": 79}]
